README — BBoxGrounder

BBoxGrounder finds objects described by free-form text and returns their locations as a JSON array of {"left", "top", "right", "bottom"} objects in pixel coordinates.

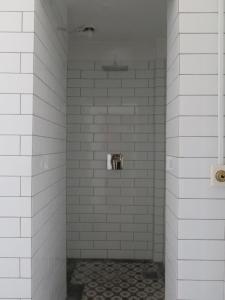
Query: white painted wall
[{"left": 166, "top": 0, "right": 225, "bottom": 299}]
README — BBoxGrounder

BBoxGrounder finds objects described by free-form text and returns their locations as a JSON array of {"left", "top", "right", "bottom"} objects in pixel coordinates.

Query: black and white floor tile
[{"left": 67, "top": 259, "right": 164, "bottom": 300}]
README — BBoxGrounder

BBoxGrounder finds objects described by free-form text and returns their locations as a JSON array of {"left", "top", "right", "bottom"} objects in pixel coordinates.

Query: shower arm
[{"left": 218, "top": 0, "right": 224, "bottom": 165}]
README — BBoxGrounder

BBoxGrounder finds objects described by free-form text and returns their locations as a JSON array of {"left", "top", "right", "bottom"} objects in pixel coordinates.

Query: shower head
[{"left": 102, "top": 61, "right": 128, "bottom": 72}]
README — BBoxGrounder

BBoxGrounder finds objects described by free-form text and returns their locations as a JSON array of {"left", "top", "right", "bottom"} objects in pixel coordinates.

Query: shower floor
[{"left": 67, "top": 259, "right": 165, "bottom": 300}]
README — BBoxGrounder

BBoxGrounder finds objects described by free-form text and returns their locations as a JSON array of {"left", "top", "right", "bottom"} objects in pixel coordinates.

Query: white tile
[
  {"left": 179, "top": 137, "right": 217, "bottom": 157},
  {"left": 178, "top": 220, "right": 225, "bottom": 239},
  {"left": 22, "top": 12, "right": 34, "bottom": 32},
  {"left": 179, "top": 95, "right": 217, "bottom": 115},
  {"left": 0, "top": 258, "right": 19, "bottom": 277},
  {"left": 0, "top": 115, "right": 32, "bottom": 135},
  {"left": 68, "top": 79, "right": 94, "bottom": 87},
  {"left": 179, "top": 0, "right": 217, "bottom": 12},
  {"left": 0, "top": 53, "right": 20, "bottom": 73},
  {"left": 0, "top": 94, "right": 20, "bottom": 114},
  {"left": 0, "top": 177, "right": 20, "bottom": 196},
  {"left": 180, "top": 54, "right": 217, "bottom": 74},
  {"left": 0, "top": 156, "right": 31, "bottom": 176},
  {"left": 178, "top": 240, "right": 225, "bottom": 260},
  {"left": 108, "top": 88, "right": 134, "bottom": 97},
  {"left": 180, "top": 33, "right": 217, "bottom": 53},
  {"left": 21, "top": 218, "right": 31, "bottom": 237},
  {"left": 21, "top": 53, "right": 33, "bottom": 73},
  {"left": 179, "top": 13, "right": 217, "bottom": 33},
  {"left": 20, "top": 136, "right": 32, "bottom": 155},
  {"left": 0, "top": 278, "right": 31, "bottom": 298},
  {"left": 179, "top": 116, "right": 217, "bottom": 136},
  {"left": 122, "top": 79, "right": 148, "bottom": 88},
  {"left": 0, "top": 218, "right": 20, "bottom": 237},
  {"left": 178, "top": 280, "right": 224, "bottom": 300},
  {"left": 179, "top": 198, "right": 225, "bottom": 220},
  {"left": 0, "top": 74, "right": 33, "bottom": 93},
  {"left": 0, "top": 12, "right": 22, "bottom": 32},
  {"left": 95, "top": 79, "right": 121, "bottom": 88},
  {"left": 0, "top": 0, "right": 34, "bottom": 11},
  {"left": 21, "top": 177, "right": 32, "bottom": 196},
  {"left": 178, "top": 260, "right": 224, "bottom": 280},
  {"left": 20, "top": 258, "right": 31, "bottom": 278},
  {"left": 81, "top": 88, "right": 107, "bottom": 96},
  {"left": 0, "top": 197, "right": 31, "bottom": 217},
  {"left": 0, "top": 33, "right": 34, "bottom": 52},
  {"left": 0, "top": 238, "right": 31, "bottom": 257},
  {"left": 180, "top": 75, "right": 217, "bottom": 95}
]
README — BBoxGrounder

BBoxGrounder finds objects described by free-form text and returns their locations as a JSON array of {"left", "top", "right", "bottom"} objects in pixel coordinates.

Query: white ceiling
[{"left": 67, "top": 0, "right": 166, "bottom": 42}]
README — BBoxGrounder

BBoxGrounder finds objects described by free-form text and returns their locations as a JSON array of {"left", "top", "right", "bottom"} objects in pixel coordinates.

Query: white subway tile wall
[
  {"left": 31, "top": 0, "right": 67, "bottom": 300},
  {"left": 166, "top": 0, "right": 225, "bottom": 300},
  {"left": 0, "top": 1, "right": 34, "bottom": 299},
  {"left": 67, "top": 59, "right": 166, "bottom": 261},
  {"left": 166, "top": 1, "right": 179, "bottom": 300}
]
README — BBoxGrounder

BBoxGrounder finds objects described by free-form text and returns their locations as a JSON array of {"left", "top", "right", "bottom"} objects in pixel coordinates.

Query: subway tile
[
  {"left": 0, "top": 238, "right": 31, "bottom": 257},
  {"left": 178, "top": 220, "right": 225, "bottom": 240},
  {"left": 0, "top": 218, "right": 20, "bottom": 237},
  {"left": 180, "top": 54, "right": 217, "bottom": 75},
  {"left": 82, "top": 71, "right": 107, "bottom": 78},
  {"left": 0, "top": 177, "right": 20, "bottom": 196},
  {"left": 178, "top": 280, "right": 224, "bottom": 300},
  {"left": 0, "top": 12, "right": 22, "bottom": 32},
  {"left": 21, "top": 53, "right": 33, "bottom": 73},
  {"left": 20, "top": 258, "right": 31, "bottom": 278},
  {"left": 178, "top": 240, "right": 225, "bottom": 260},
  {"left": 0, "top": 278, "right": 31, "bottom": 298},
  {"left": 122, "top": 79, "right": 148, "bottom": 88},
  {"left": 81, "top": 88, "right": 107, "bottom": 97},
  {"left": 121, "top": 241, "right": 147, "bottom": 250},
  {"left": 180, "top": 33, "right": 217, "bottom": 54},
  {"left": 22, "top": 12, "right": 34, "bottom": 32},
  {"left": 122, "top": 97, "right": 148, "bottom": 105},
  {"left": 0, "top": 74, "right": 33, "bottom": 93},
  {"left": 94, "top": 241, "right": 120, "bottom": 249},
  {"left": 108, "top": 88, "right": 134, "bottom": 97},
  {"left": 0, "top": 156, "right": 31, "bottom": 176},
  {"left": 0, "top": 197, "right": 31, "bottom": 217},
  {"left": 95, "top": 79, "right": 121, "bottom": 88},
  {"left": 68, "top": 79, "right": 94, "bottom": 87},
  {"left": 67, "top": 59, "right": 165, "bottom": 261},
  {"left": 0, "top": 33, "right": 34, "bottom": 52},
  {"left": 94, "top": 97, "right": 121, "bottom": 106},
  {"left": 0, "top": 0, "right": 34, "bottom": 11},
  {"left": 0, "top": 53, "right": 20, "bottom": 73},
  {"left": 179, "top": 13, "right": 217, "bottom": 33},
  {"left": 0, "top": 258, "right": 19, "bottom": 277},
  {"left": 108, "top": 71, "right": 135, "bottom": 78},
  {"left": 108, "top": 106, "right": 134, "bottom": 115},
  {"left": 178, "top": 260, "right": 224, "bottom": 281},
  {"left": 135, "top": 88, "right": 154, "bottom": 96},
  {"left": 179, "top": 0, "right": 217, "bottom": 12}
]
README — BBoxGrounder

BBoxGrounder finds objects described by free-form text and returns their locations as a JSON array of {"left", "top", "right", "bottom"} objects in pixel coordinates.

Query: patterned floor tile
[{"left": 67, "top": 259, "right": 164, "bottom": 300}]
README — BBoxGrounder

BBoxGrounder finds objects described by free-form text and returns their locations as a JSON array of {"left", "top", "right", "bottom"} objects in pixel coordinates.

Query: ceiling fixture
[
  {"left": 82, "top": 26, "right": 95, "bottom": 38},
  {"left": 57, "top": 25, "right": 95, "bottom": 39},
  {"left": 72, "top": 25, "right": 95, "bottom": 38}
]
